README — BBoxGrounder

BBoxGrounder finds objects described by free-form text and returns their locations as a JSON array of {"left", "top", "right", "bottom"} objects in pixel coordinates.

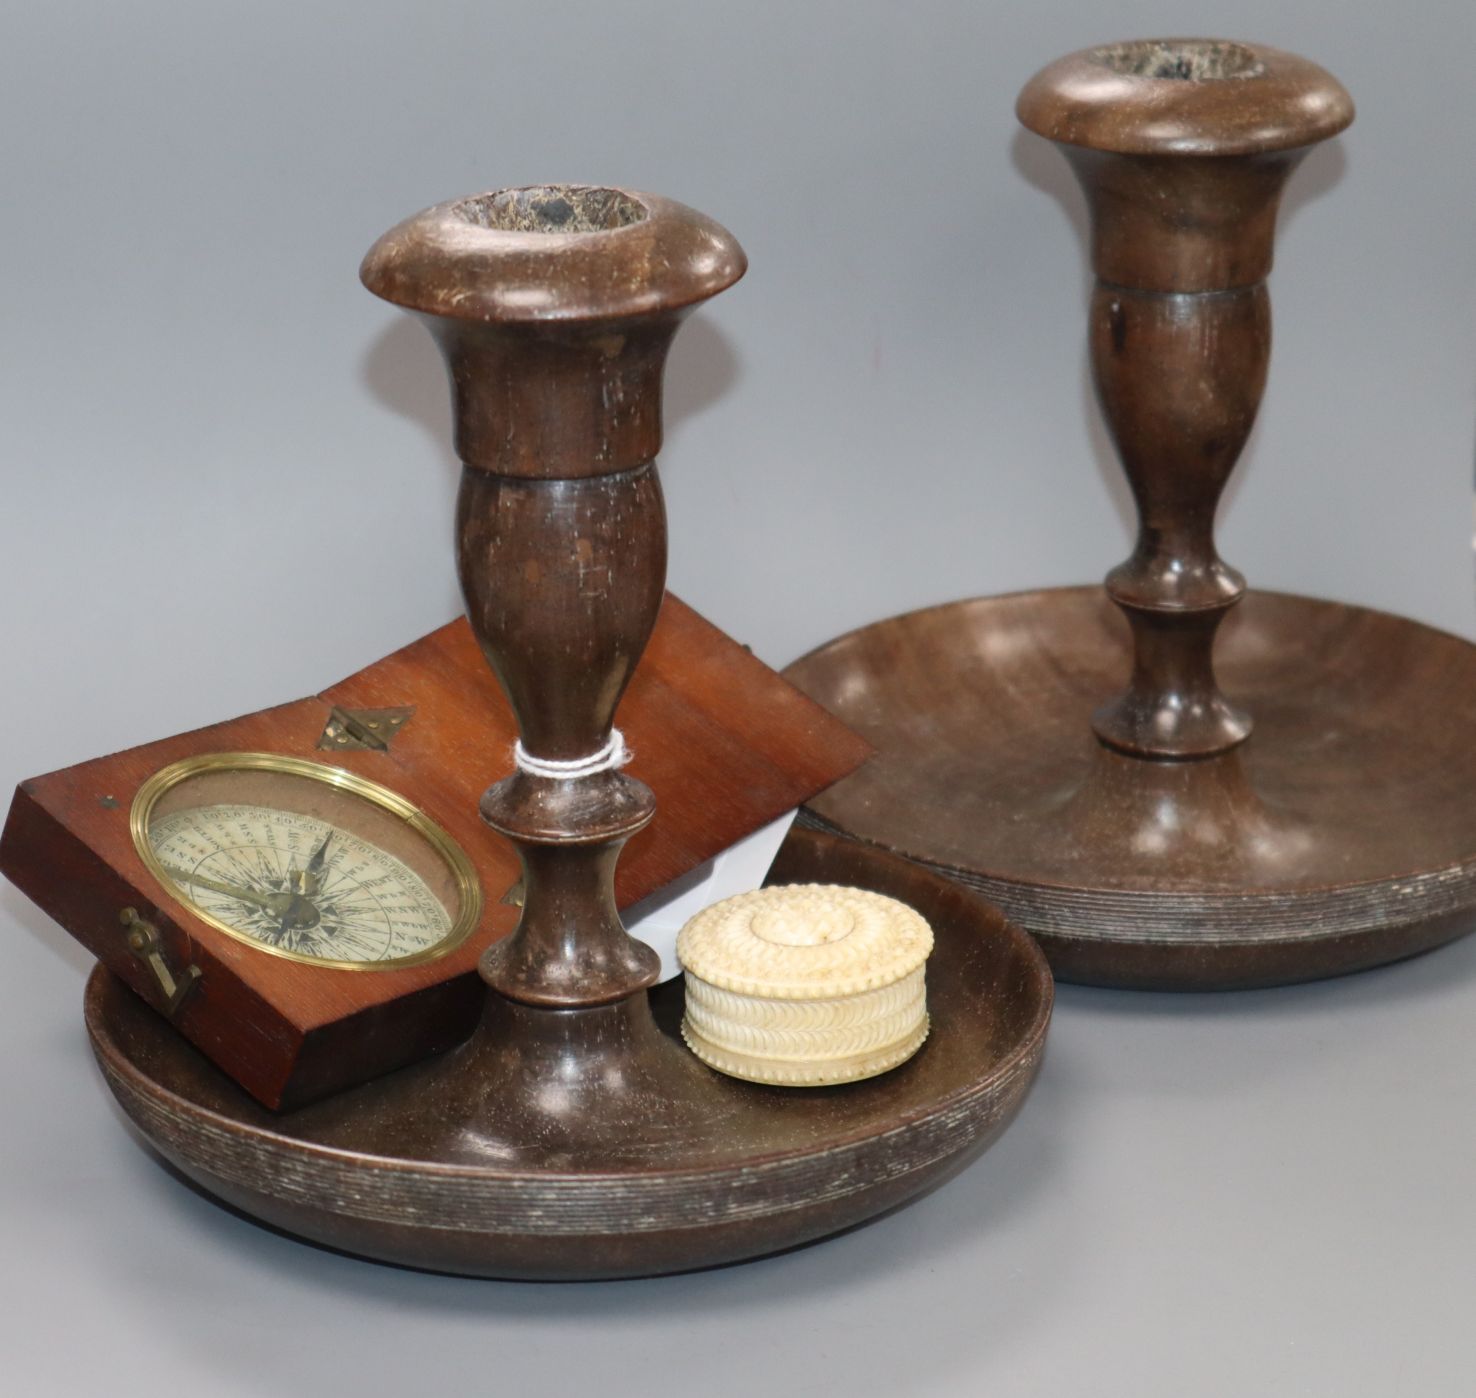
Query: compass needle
[
  {"left": 142, "top": 767, "right": 468, "bottom": 969},
  {"left": 297, "top": 832, "right": 335, "bottom": 900}
]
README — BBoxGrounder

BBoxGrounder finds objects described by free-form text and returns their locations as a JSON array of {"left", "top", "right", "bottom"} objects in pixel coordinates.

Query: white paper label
[{"left": 623, "top": 809, "right": 799, "bottom": 980}]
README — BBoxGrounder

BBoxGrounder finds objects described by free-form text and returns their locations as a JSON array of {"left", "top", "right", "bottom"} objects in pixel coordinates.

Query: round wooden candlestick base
[
  {"left": 785, "top": 589, "right": 1476, "bottom": 990},
  {"left": 84, "top": 829, "right": 1052, "bottom": 1280}
]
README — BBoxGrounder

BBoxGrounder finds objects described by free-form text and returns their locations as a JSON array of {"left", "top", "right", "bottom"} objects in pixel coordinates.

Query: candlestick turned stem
[
  {"left": 1017, "top": 40, "right": 1353, "bottom": 758},
  {"left": 361, "top": 184, "right": 746, "bottom": 1012}
]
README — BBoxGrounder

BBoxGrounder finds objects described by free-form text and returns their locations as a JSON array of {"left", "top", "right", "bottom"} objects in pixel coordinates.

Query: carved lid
[
  {"left": 361, "top": 184, "right": 746, "bottom": 324},
  {"left": 1016, "top": 40, "right": 1354, "bottom": 156}
]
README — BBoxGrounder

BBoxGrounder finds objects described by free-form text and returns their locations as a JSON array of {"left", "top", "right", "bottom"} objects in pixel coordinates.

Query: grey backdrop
[{"left": 3, "top": 3, "right": 1474, "bottom": 1395}]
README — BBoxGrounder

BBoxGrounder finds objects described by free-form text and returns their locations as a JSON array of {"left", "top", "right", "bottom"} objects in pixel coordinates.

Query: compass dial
[
  {"left": 149, "top": 804, "right": 451, "bottom": 963},
  {"left": 132, "top": 753, "right": 481, "bottom": 970}
]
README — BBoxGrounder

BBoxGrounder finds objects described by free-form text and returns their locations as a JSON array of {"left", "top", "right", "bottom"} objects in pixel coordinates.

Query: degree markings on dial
[{"left": 149, "top": 801, "right": 453, "bottom": 964}]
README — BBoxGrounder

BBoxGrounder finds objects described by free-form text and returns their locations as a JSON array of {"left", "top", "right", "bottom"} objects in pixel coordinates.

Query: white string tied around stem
[{"left": 513, "top": 729, "right": 630, "bottom": 780}]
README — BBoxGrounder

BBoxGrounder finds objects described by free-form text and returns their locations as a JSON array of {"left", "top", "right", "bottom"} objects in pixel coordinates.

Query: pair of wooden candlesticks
[{"left": 82, "top": 38, "right": 1476, "bottom": 1280}]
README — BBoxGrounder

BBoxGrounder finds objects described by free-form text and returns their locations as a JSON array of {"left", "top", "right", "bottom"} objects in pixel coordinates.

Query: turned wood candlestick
[
  {"left": 355, "top": 187, "right": 748, "bottom": 1153},
  {"left": 361, "top": 185, "right": 728, "bottom": 1018},
  {"left": 787, "top": 41, "right": 1476, "bottom": 990},
  {"left": 1017, "top": 40, "right": 1349, "bottom": 759},
  {"left": 82, "top": 186, "right": 1052, "bottom": 1279}
]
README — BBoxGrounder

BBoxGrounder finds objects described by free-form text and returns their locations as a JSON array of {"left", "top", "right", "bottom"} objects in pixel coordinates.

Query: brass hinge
[{"left": 317, "top": 706, "right": 415, "bottom": 752}]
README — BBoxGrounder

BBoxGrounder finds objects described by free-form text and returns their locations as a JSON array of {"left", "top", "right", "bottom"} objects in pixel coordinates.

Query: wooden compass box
[{"left": 1, "top": 596, "right": 869, "bottom": 1109}]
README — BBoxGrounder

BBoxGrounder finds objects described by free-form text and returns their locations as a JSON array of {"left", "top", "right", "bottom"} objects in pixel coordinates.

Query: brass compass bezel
[{"left": 130, "top": 751, "right": 483, "bottom": 971}]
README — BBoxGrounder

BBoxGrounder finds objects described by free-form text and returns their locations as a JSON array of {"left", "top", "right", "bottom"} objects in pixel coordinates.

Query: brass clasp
[{"left": 119, "top": 908, "right": 201, "bottom": 1016}]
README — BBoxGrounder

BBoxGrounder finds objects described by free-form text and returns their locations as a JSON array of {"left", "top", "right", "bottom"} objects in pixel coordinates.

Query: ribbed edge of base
[{"left": 798, "top": 809, "right": 1476, "bottom": 947}]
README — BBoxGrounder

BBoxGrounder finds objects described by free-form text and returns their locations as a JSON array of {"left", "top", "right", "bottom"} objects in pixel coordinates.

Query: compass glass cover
[{"left": 132, "top": 754, "right": 481, "bottom": 969}]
